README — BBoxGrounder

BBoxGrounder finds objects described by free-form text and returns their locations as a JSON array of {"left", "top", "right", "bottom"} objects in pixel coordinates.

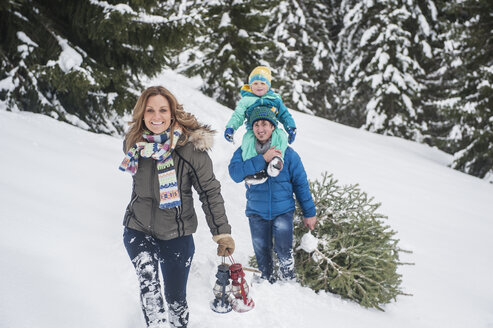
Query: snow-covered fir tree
[
  {"left": 2, "top": 0, "right": 491, "bottom": 180},
  {"left": 0, "top": 0, "right": 195, "bottom": 134},
  {"left": 262, "top": 0, "right": 340, "bottom": 116},
  {"left": 331, "top": 0, "right": 370, "bottom": 127},
  {"left": 434, "top": 0, "right": 493, "bottom": 182},
  {"left": 179, "top": 0, "right": 271, "bottom": 109},
  {"left": 263, "top": 0, "right": 312, "bottom": 114},
  {"left": 339, "top": 0, "right": 440, "bottom": 141}
]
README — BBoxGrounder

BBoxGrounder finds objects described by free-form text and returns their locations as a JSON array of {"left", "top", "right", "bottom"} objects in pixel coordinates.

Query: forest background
[{"left": 1, "top": 0, "right": 492, "bottom": 182}]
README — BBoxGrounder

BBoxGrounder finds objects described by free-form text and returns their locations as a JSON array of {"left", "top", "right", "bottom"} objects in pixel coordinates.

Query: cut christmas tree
[{"left": 293, "top": 172, "right": 412, "bottom": 310}]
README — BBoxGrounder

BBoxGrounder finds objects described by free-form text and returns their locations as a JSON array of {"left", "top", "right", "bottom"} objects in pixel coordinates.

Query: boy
[
  {"left": 224, "top": 66, "right": 297, "bottom": 184},
  {"left": 228, "top": 106, "right": 316, "bottom": 282}
]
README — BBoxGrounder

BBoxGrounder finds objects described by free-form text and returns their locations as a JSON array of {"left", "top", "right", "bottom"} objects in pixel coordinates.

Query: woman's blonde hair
[{"left": 125, "top": 86, "right": 204, "bottom": 151}]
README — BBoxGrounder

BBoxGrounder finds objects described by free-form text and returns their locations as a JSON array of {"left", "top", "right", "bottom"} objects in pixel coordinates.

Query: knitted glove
[
  {"left": 287, "top": 127, "right": 297, "bottom": 144},
  {"left": 224, "top": 128, "right": 235, "bottom": 142},
  {"left": 212, "top": 234, "right": 235, "bottom": 256}
]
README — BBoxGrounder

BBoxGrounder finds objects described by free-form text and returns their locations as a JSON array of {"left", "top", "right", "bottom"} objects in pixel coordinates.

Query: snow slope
[{"left": 1, "top": 71, "right": 492, "bottom": 328}]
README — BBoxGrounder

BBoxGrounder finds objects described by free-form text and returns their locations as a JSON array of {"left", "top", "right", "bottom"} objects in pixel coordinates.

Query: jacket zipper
[{"left": 175, "top": 205, "right": 183, "bottom": 237}]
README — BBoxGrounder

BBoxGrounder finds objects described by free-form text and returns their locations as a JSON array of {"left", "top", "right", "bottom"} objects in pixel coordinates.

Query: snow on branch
[{"left": 88, "top": 0, "right": 199, "bottom": 24}]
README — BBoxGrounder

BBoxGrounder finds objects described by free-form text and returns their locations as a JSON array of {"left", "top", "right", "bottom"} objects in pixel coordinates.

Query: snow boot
[
  {"left": 245, "top": 170, "right": 268, "bottom": 185},
  {"left": 267, "top": 156, "right": 283, "bottom": 177}
]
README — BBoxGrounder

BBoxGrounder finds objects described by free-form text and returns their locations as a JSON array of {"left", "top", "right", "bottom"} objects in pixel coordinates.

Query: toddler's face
[{"left": 251, "top": 81, "right": 269, "bottom": 97}]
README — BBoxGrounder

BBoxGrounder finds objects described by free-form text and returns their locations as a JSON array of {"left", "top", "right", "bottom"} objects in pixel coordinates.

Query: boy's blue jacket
[{"left": 228, "top": 146, "right": 316, "bottom": 220}]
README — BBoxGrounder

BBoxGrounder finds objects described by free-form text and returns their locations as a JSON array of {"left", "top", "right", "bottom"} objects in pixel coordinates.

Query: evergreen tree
[
  {"left": 293, "top": 173, "right": 410, "bottom": 310},
  {"left": 0, "top": 0, "right": 194, "bottom": 134},
  {"left": 262, "top": 0, "right": 310, "bottom": 114},
  {"left": 437, "top": 0, "right": 493, "bottom": 181},
  {"left": 332, "top": 0, "right": 369, "bottom": 127},
  {"left": 263, "top": 0, "right": 340, "bottom": 116},
  {"left": 339, "top": 0, "right": 440, "bottom": 140},
  {"left": 180, "top": 0, "right": 271, "bottom": 109},
  {"left": 3, "top": 1, "right": 490, "bottom": 181},
  {"left": 417, "top": 0, "right": 453, "bottom": 148}
]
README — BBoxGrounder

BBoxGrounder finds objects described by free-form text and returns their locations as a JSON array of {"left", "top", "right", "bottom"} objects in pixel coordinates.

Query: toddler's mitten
[
  {"left": 224, "top": 128, "right": 235, "bottom": 142},
  {"left": 213, "top": 234, "right": 235, "bottom": 256},
  {"left": 287, "top": 127, "right": 297, "bottom": 144}
]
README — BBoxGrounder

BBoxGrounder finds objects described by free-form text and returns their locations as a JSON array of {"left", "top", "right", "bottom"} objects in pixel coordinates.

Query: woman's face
[
  {"left": 253, "top": 119, "right": 275, "bottom": 144},
  {"left": 143, "top": 94, "right": 172, "bottom": 134}
]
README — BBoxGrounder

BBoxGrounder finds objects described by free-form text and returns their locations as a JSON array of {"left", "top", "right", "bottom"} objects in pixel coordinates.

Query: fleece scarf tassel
[{"left": 119, "top": 129, "right": 182, "bottom": 209}]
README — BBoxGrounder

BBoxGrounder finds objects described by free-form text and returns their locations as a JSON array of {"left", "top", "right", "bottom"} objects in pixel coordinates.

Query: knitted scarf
[
  {"left": 119, "top": 128, "right": 182, "bottom": 209},
  {"left": 255, "top": 138, "right": 272, "bottom": 155}
]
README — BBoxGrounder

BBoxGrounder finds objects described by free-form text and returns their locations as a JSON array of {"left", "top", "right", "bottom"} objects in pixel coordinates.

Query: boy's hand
[
  {"left": 287, "top": 127, "right": 296, "bottom": 144},
  {"left": 304, "top": 217, "right": 317, "bottom": 230},
  {"left": 224, "top": 128, "right": 234, "bottom": 142},
  {"left": 263, "top": 146, "right": 282, "bottom": 163}
]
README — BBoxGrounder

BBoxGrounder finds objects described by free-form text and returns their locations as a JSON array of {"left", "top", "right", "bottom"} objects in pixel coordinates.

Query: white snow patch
[
  {"left": 219, "top": 12, "right": 231, "bottom": 28},
  {"left": 238, "top": 29, "right": 248, "bottom": 38},
  {"left": 418, "top": 14, "right": 430, "bottom": 36},
  {"left": 16, "top": 31, "right": 38, "bottom": 47},
  {"left": 360, "top": 25, "right": 378, "bottom": 46},
  {"left": 1, "top": 70, "right": 493, "bottom": 328},
  {"left": 46, "top": 35, "right": 83, "bottom": 73},
  {"left": 421, "top": 41, "right": 432, "bottom": 58},
  {"left": 297, "top": 232, "right": 319, "bottom": 253}
]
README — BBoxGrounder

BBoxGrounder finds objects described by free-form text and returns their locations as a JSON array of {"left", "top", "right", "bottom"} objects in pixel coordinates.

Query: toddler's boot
[
  {"left": 245, "top": 170, "right": 268, "bottom": 185},
  {"left": 267, "top": 156, "right": 283, "bottom": 177}
]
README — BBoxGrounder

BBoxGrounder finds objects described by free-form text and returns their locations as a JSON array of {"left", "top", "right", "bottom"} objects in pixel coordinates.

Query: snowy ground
[{"left": 1, "top": 71, "right": 492, "bottom": 328}]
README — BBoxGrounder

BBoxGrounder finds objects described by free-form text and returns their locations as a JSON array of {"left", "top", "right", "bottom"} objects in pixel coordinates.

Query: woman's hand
[
  {"left": 263, "top": 146, "right": 282, "bottom": 163},
  {"left": 303, "top": 217, "right": 317, "bottom": 230},
  {"left": 213, "top": 234, "right": 235, "bottom": 256}
]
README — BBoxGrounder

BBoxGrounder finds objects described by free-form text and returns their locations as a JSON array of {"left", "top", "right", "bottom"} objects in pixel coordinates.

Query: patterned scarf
[{"left": 119, "top": 128, "right": 182, "bottom": 209}]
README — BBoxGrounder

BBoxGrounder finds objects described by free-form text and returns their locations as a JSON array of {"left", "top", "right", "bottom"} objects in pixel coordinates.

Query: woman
[
  {"left": 228, "top": 105, "right": 316, "bottom": 283},
  {"left": 119, "top": 86, "right": 234, "bottom": 328}
]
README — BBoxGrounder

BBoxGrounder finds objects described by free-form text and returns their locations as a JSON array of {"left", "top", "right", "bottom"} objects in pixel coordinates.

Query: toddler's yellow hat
[{"left": 249, "top": 66, "right": 271, "bottom": 88}]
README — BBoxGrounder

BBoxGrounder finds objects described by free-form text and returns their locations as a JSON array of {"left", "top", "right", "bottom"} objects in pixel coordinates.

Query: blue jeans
[
  {"left": 123, "top": 227, "right": 195, "bottom": 328},
  {"left": 248, "top": 211, "right": 295, "bottom": 281}
]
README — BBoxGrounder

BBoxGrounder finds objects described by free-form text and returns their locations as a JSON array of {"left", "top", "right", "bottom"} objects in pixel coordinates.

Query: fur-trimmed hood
[{"left": 185, "top": 125, "right": 216, "bottom": 151}]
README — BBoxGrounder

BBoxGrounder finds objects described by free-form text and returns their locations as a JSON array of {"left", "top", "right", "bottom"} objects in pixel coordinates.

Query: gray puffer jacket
[{"left": 123, "top": 127, "right": 231, "bottom": 240}]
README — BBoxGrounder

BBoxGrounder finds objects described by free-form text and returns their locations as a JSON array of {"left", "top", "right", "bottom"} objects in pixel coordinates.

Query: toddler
[{"left": 224, "top": 66, "right": 297, "bottom": 183}]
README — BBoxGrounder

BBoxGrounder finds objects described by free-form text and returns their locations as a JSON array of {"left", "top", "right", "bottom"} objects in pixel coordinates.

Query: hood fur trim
[{"left": 187, "top": 125, "right": 215, "bottom": 151}]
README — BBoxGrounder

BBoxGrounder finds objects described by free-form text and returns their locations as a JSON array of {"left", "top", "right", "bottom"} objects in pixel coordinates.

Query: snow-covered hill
[{"left": 1, "top": 71, "right": 492, "bottom": 328}]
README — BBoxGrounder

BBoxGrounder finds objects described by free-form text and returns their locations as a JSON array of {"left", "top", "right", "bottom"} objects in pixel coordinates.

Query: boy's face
[
  {"left": 251, "top": 81, "right": 269, "bottom": 97},
  {"left": 253, "top": 119, "right": 275, "bottom": 143}
]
